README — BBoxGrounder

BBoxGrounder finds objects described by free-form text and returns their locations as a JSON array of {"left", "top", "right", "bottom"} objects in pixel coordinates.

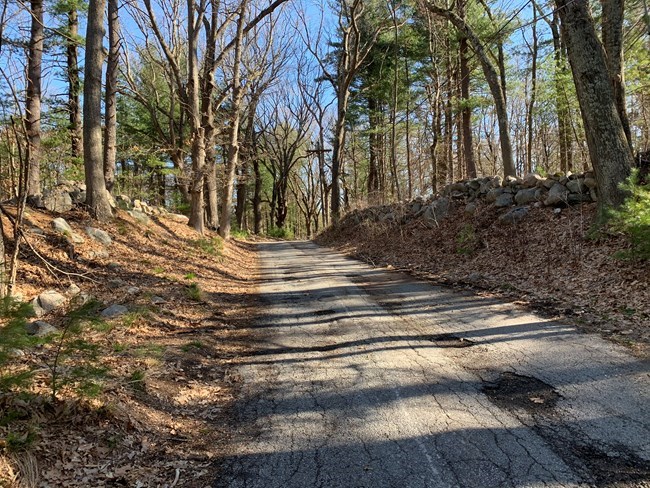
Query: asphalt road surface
[{"left": 215, "top": 241, "right": 650, "bottom": 488}]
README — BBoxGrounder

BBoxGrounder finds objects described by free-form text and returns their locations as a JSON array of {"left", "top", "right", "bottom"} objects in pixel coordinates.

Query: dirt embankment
[
  {"left": 1, "top": 206, "right": 259, "bottom": 486},
  {"left": 317, "top": 201, "right": 649, "bottom": 357}
]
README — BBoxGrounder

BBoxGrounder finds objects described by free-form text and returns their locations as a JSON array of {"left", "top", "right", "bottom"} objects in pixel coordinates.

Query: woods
[{"left": 0, "top": 0, "right": 648, "bottom": 267}]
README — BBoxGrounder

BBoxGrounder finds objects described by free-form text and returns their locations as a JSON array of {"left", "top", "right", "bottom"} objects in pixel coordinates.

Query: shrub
[
  {"left": 191, "top": 237, "right": 223, "bottom": 256},
  {"left": 456, "top": 224, "right": 478, "bottom": 255},
  {"left": 267, "top": 227, "right": 294, "bottom": 240},
  {"left": 610, "top": 170, "right": 650, "bottom": 260}
]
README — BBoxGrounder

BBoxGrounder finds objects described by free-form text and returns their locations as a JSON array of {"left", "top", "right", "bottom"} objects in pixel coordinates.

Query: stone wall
[{"left": 344, "top": 171, "right": 597, "bottom": 227}]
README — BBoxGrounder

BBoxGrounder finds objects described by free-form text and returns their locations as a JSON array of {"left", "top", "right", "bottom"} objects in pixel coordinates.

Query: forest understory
[
  {"left": 317, "top": 200, "right": 650, "bottom": 359},
  {"left": 0, "top": 206, "right": 260, "bottom": 486}
]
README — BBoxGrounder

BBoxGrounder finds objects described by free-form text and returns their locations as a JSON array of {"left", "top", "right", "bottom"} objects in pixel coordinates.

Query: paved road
[{"left": 215, "top": 241, "right": 650, "bottom": 488}]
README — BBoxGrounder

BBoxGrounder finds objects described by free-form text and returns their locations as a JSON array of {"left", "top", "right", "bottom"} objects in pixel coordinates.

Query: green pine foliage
[
  {"left": 610, "top": 171, "right": 650, "bottom": 261},
  {"left": 0, "top": 298, "right": 39, "bottom": 391}
]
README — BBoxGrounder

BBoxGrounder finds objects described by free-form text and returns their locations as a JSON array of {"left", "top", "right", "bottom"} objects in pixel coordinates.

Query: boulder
[
  {"left": 422, "top": 197, "right": 450, "bottom": 222},
  {"left": 66, "top": 284, "right": 81, "bottom": 297},
  {"left": 42, "top": 191, "right": 73, "bottom": 213},
  {"left": 69, "top": 190, "right": 86, "bottom": 204},
  {"left": 85, "top": 227, "right": 112, "bottom": 246},
  {"left": 115, "top": 195, "right": 133, "bottom": 210},
  {"left": 464, "top": 202, "right": 477, "bottom": 215},
  {"left": 167, "top": 213, "right": 190, "bottom": 224},
  {"left": 486, "top": 188, "right": 504, "bottom": 203},
  {"left": 151, "top": 296, "right": 166, "bottom": 305},
  {"left": 523, "top": 173, "right": 543, "bottom": 188},
  {"left": 32, "top": 290, "right": 66, "bottom": 317},
  {"left": 499, "top": 206, "right": 530, "bottom": 224},
  {"left": 584, "top": 177, "right": 597, "bottom": 189},
  {"left": 51, "top": 218, "right": 73, "bottom": 235},
  {"left": 566, "top": 179, "right": 586, "bottom": 194},
  {"left": 128, "top": 210, "right": 150, "bottom": 224},
  {"left": 26, "top": 320, "right": 59, "bottom": 337},
  {"left": 544, "top": 183, "right": 569, "bottom": 206},
  {"left": 542, "top": 178, "right": 556, "bottom": 190},
  {"left": 100, "top": 304, "right": 129, "bottom": 318},
  {"left": 514, "top": 188, "right": 540, "bottom": 205},
  {"left": 495, "top": 193, "right": 514, "bottom": 208},
  {"left": 467, "top": 179, "right": 481, "bottom": 191}
]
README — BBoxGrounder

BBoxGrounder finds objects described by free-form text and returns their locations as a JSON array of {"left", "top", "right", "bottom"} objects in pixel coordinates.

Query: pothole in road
[
  {"left": 483, "top": 372, "right": 560, "bottom": 412},
  {"left": 427, "top": 334, "right": 475, "bottom": 348}
]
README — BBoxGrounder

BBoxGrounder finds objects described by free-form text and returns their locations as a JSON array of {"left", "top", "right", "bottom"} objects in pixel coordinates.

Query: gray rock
[
  {"left": 466, "top": 272, "right": 482, "bottom": 284},
  {"left": 69, "top": 190, "right": 86, "bottom": 204},
  {"left": 151, "top": 296, "right": 166, "bottom": 305},
  {"left": 495, "top": 193, "right": 514, "bottom": 208},
  {"left": 467, "top": 179, "right": 481, "bottom": 191},
  {"left": 499, "top": 206, "right": 530, "bottom": 224},
  {"left": 26, "top": 320, "right": 59, "bottom": 337},
  {"left": 590, "top": 188, "right": 598, "bottom": 201},
  {"left": 491, "top": 176, "right": 503, "bottom": 188},
  {"left": 127, "top": 210, "right": 151, "bottom": 224},
  {"left": 66, "top": 284, "right": 81, "bottom": 297},
  {"left": 88, "top": 249, "right": 110, "bottom": 260},
  {"left": 42, "top": 192, "right": 73, "bottom": 213},
  {"left": 504, "top": 175, "right": 521, "bottom": 187},
  {"left": 514, "top": 188, "right": 540, "bottom": 205},
  {"left": 464, "top": 202, "right": 477, "bottom": 215},
  {"left": 127, "top": 286, "right": 140, "bottom": 295},
  {"left": 167, "top": 213, "right": 189, "bottom": 224},
  {"left": 51, "top": 218, "right": 73, "bottom": 235},
  {"left": 544, "top": 183, "right": 569, "bottom": 206},
  {"left": 568, "top": 192, "right": 592, "bottom": 204},
  {"left": 422, "top": 197, "right": 450, "bottom": 222},
  {"left": 486, "top": 188, "right": 504, "bottom": 203},
  {"left": 107, "top": 262, "right": 121, "bottom": 270},
  {"left": 70, "top": 293, "right": 92, "bottom": 307},
  {"left": 100, "top": 304, "right": 129, "bottom": 318},
  {"left": 410, "top": 202, "right": 423, "bottom": 214},
  {"left": 85, "top": 227, "right": 112, "bottom": 246},
  {"left": 584, "top": 177, "right": 598, "bottom": 189},
  {"left": 542, "top": 178, "right": 556, "bottom": 190},
  {"left": 33, "top": 290, "right": 66, "bottom": 317},
  {"left": 566, "top": 179, "right": 586, "bottom": 194},
  {"left": 116, "top": 195, "right": 133, "bottom": 210},
  {"left": 523, "top": 173, "right": 543, "bottom": 188},
  {"left": 108, "top": 279, "right": 127, "bottom": 289},
  {"left": 28, "top": 226, "right": 45, "bottom": 236},
  {"left": 445, "top": 183, "right": 467, "bottom": 194}
]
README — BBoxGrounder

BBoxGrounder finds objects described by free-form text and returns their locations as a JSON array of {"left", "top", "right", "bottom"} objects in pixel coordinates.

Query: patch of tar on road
[
  {"left": 483, "top": 372, "right": 650, "bottom": 487},
  {"left": 427, "top": 334, "right": 475, "bottom": 348}
]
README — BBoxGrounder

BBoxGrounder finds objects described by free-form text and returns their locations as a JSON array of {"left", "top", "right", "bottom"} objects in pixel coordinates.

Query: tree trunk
[
  {"left": 235, "top": 161, "right": 248, "bottom": 230},
  {"left": 459, "top": 0, "right": 476, "bottom": 179},
  {"left": 525, "top": 7, "right": 538, "bottom": 174},
  {"left": 219, "top": 2, "right": 247, "bottom": 239},
  {"left": 601, "top": 0, "right": 632, "bottom": 149},
  {"left": 205, "top": 155, "right": 218, "bottom": 229},
  {"left": 367, "top": 97, "right": 380, "bottom": 203},
  {"left": 26, "top": 0, "right": 44, "bottom": 200},
  {"left": 331, "top": 89, "right": 349, "bottom": 221},
  {"left": 84, "top": 0, "right": 113, "bottom": 221},
  {"left": 556, "top": 0, "right": 633, "bottom": 210},
  {"left": 253, "top": 159, "right": 262, "bottom": 234},
  {"left": 103, "top": 0, "right": 119, "bottom": 193},
  {"left": 67, "top": 7, "right": 82, "bottom": 160},
  {"left": 426, "top": 5, "right": 515, "bottom": 177}
]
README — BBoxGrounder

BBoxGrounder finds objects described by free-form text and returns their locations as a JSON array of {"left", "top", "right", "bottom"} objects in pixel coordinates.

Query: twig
[
  {"left": 170, "top": 468, "right": 180, "bottom": 487},
  {"left": 19, "top": 231, "right": 100, "bottom": 284}
]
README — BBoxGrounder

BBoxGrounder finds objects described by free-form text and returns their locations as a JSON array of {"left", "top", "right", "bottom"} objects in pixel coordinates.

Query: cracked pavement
[{"left": 215, "top": 241, "right": 650, "bottom": 487}]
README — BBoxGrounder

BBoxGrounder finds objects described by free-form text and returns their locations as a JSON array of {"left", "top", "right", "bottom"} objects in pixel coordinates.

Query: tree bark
[
  {"left": 26, "top": 0, "right": 44, "bottom": 200},
  {"left": 458, "top": 0, "right": 476, "bottom": 179},
  {"left": 425, "top": 4, "right": 516, "bottom": 177},
  {"left": 67, "top": 7, "right": 82, "bottom": 160},
  {"left": 253, "top": 159, "right": 262, "bottom": 234},
  {"left": 556, "top": 0, "right": 633, "bottom": 210},
  {"left": 84, "top": 0, "right": 113, "bottom": 221},
  {"left": 219, "top": 2, "right": 247, "bottom": 239},
  {"left": 103, "top": 0, "right": 119, "bottom": 193},
  {"left": 601, "top": 0, "right": 632, "bottom": 149}
]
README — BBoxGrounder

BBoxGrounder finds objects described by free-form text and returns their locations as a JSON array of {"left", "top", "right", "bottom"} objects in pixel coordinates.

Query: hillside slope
[
  {"left": 317, "top": 200, "right": 649, "bottom": 357},
  {"left": 1, "top": 206, "right": 258, "bottom": 486}
]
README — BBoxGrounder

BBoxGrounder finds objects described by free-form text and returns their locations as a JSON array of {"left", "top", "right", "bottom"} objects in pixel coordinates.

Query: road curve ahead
[{"left": 215, "top": 241, "right": 650, "bottom": 488}]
